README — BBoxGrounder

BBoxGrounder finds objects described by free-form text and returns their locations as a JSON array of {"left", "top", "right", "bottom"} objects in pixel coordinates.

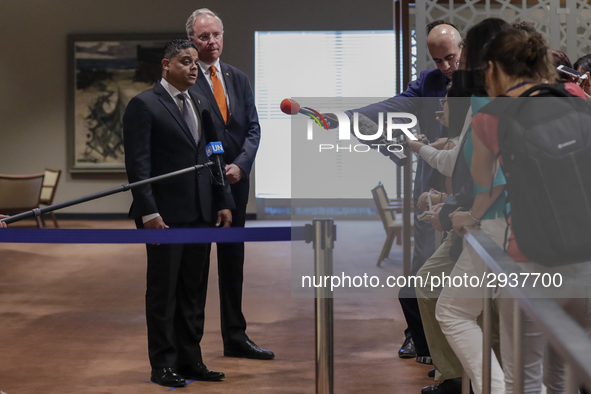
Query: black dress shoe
[
  {"left": 224, "top": 339, "right": 275, "bottom": 360},
  {"left": 398, "top": 335, "right": 417, "bottom": 358},
  {"left": 421, "top": 378, "right": 462, "bottom": 394},
  {"left": 178, "top": 362, "right": 225, "bottom": 381},
  {"left": 151, "top": 367, "right": 186, "bottom": 387},
  {"left": 428, "top": 368, "right": 436, "bottom": 378}
]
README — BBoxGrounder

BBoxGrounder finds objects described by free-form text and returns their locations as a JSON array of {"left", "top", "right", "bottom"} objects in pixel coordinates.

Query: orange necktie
[{"left": 210, "top": 66, "right": 229, "bottom": 124}]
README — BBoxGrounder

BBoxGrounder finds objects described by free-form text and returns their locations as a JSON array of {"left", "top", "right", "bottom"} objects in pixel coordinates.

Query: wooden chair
[
  {"left": 39, "top": 168, "right": 62, "bottom": 228},
  {"left": 0, "top": 173, "right": 45, "bottom": 228},
  {"left": 371, "top": 182, "right": 412, "bottom": 267}
]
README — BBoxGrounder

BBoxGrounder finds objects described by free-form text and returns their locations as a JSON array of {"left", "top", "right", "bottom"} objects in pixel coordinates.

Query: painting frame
[{"left": 67, "top": 33, "right": 185, "bottom": 173}]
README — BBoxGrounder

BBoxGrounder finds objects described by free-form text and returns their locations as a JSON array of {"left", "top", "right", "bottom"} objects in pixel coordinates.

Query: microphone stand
[{"left": 0, "top": 162, "right": 215, "bottom": 225}]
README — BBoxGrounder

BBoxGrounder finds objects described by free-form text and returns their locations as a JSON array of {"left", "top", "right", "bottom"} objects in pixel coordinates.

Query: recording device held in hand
[
  {"left": 557, "top": 65, "right": 588, "bottom": 80},
  {"left": 278, "top": 99, "right": 428, "bottom": 166},
  {"left": 352, "top": 113, "right": 428, "bottom": 166},
  {"left": 417, "top": 192, "right": 436, "bottom": 221},
  {"left": 280, "top": 98, "right": 339, "bottom": 127}
]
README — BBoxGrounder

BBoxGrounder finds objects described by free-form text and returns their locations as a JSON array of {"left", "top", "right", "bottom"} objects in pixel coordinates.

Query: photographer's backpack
[{"left": 479, "top": 84, "right": 591, "bottom": 266}]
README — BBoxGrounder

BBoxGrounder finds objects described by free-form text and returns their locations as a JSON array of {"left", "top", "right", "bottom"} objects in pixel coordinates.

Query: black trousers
[
  {"left": 398, "top": 208, "right": 436, "bottom": 357},
  {"left": 140, "top": 219, "right": 211, "bottom": 369},
  {"left": 216, "top": 178, "right": 249, "bottom": 347}
]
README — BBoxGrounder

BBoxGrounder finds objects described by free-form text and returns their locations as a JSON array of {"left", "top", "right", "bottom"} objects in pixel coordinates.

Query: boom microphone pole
[{"left": 0, "top": 162, "right": 215, "bottom": 225}]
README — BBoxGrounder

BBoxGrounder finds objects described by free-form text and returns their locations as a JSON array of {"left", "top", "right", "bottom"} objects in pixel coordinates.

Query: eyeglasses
[
  {"left": 195, "top": 32, "right": 223, "bottom": 42},
  {"left": 439, "top": 98, "right": 448, "bottom": 107}
]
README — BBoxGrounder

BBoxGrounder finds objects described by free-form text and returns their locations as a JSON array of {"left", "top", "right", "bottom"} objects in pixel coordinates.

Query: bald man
[
  {"left": 427, "top": 24, "right": 462, "bottom": 79},
  {"left": 344, "top": 21, "right": 462, "bottom": 368}
]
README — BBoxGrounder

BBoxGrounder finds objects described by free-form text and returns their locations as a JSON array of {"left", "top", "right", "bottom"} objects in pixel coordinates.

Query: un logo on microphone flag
[{"left": 206, "top": 141, "right": 224, "bottom": 158}]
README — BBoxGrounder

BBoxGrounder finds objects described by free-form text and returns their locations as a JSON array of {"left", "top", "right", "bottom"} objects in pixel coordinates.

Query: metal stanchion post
[
  {"left": 312, "top": 219, "right": 336, "bottom": 394},
  {"left": 482, "top": 268, "right": 493, "bottom": 394},
  {"left": 403, "top": 155, "right": 412, "bottom": 277}
]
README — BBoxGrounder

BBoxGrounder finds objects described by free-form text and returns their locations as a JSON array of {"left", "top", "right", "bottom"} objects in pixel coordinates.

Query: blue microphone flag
[{"left": 205, "top": 141, "right": 224, "bottom": 158}]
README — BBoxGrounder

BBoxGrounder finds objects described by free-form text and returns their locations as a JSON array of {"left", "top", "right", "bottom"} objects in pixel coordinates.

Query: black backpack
[{"left": 478, "top": 84, "right": 591, "bottom": 266}]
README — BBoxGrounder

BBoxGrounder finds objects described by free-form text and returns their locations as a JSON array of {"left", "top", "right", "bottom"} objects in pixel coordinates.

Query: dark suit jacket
[
  {"left": 123, "top": 81, "right": 234, "bottom": 224},
  {"left": 346, "top": 68, "right": 449, "bottom": 200},
  {"left": 190, "top": 62, "right": 261, "bottom": 182}
]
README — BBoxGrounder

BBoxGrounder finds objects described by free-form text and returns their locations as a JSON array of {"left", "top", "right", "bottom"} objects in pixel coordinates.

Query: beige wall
[{"left": 0, "top": 0, "right": 393, "bottom": 213}]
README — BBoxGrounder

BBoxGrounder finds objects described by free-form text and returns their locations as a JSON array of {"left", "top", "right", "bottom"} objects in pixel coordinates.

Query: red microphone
[
  {"left": 280, "top": 99, "right": 338, "bottom": 129},
  {"left": 280, "top": 98, "right": 300, "bottom": 115}
]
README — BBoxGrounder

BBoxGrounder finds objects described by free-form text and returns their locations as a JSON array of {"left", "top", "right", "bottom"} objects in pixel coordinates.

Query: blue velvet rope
[{"left": 0, "top": 226, "right": 308, "bottom": 244}]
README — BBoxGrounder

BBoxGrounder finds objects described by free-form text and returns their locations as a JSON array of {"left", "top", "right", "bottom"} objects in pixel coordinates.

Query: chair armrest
[{"left": 385, "top": 204, "right": 404, "bottom": 213}]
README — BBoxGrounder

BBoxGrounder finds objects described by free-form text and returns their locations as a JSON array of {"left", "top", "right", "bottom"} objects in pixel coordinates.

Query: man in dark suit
[
  {"left": 185, "top": 8, "right": 272, "bottom": 360},
  {"left": 123, "top": 39, "right": 234, "bottom": 388}
]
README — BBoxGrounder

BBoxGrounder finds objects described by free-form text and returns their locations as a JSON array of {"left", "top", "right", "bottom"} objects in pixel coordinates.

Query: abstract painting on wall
[{"left": 67, "top": 33, "right": 183, "bottom": 172}]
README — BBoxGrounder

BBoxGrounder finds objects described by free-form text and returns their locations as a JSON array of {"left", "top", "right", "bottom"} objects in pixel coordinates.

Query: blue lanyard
[{"left": 506, "top": 81, "right": 533, "bottom": 94}]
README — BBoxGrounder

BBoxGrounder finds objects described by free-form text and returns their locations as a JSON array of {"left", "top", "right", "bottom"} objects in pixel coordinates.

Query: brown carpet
[{"left": 0, "top": 219, "right": 433, "bottom": 393}]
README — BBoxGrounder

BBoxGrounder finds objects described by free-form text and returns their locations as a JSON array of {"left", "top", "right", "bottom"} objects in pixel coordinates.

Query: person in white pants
[{"left": 436, "top": 217, "right": 507, "bottom": 394}]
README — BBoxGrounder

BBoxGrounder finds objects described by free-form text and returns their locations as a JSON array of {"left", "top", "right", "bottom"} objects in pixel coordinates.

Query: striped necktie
[{"left": 177, "top": 93, "right": 200, "bottom": 145}]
